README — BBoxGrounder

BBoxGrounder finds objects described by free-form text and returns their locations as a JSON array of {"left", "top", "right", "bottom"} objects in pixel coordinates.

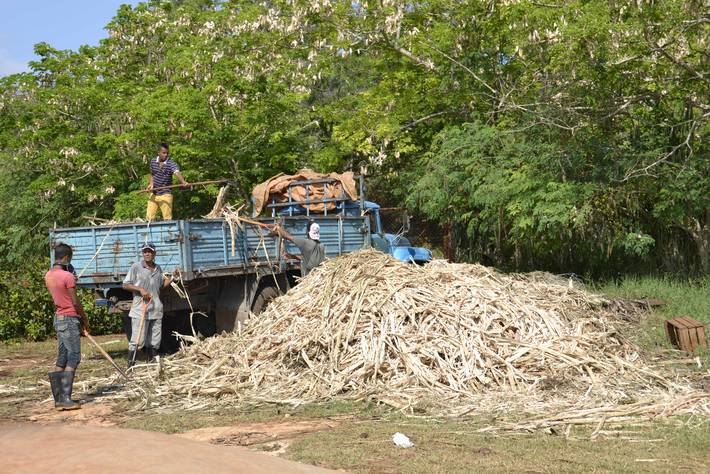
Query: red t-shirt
[{"left": 44, "top": 267, "right": 79, "bottom": 317}]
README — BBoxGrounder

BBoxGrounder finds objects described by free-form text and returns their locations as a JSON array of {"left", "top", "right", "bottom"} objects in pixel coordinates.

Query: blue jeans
[{"left": 54, "top": 316, "right": 81, "bottom": 369}]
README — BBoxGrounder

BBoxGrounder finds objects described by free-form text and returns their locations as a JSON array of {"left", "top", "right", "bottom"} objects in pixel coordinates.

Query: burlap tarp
[{"left": 252, "top": 169, "right": 358, "bottom": 215}]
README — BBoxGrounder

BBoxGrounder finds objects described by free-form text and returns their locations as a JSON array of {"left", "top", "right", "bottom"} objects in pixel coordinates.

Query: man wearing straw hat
[{"left": 122, "top": 242, "right": 175, "bottom": 368}]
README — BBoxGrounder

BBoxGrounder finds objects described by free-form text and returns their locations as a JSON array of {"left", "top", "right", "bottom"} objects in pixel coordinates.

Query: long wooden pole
[
  {"left": 238, "top": 216, "right": 274, "bottom": 229},
  {"left": 136, "top": 179, "right": 230, "bottom": 193},
  {"left": 130, "top": 302, "right": 150, "bottom": 367},
  {"left": 85, "top": 333, "right": 129, "bottom": 380}
]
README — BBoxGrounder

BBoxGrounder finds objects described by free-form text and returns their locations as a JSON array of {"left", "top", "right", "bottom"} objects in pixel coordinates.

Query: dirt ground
[
  {"left": 0, "top": 424, "right": 338, "bottom": 474},
  {"left": 25, "top": 395, "right": 342, "bottom": 456},
  {"left": 2, "top": 335, "right": 709, "bottom": 474},
  {"left": 2, "top": 393, "right": 347, "bottom": 472},
  {"left": 0, "top": 336, "right": 344, "bottom": 473},
  {"left": 178, "top": 419, "right": 342, "bottom": 454},
  {"left": 0, "top": 356, "right": 45, "bottom": 376}
]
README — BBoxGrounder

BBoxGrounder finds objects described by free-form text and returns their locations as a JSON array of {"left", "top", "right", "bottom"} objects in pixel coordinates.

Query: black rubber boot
[
  {"left": 56, "top": 371, "right": 81, "bottom": 411},
  {"left": 48, "top": 372, "right": 62, "bottom": 409},
  {"left": 147, "top": 347, "right": 157, "bottom": 362},
  {"left": 127, "top": 349, "right": 137, "bottom": 369}
]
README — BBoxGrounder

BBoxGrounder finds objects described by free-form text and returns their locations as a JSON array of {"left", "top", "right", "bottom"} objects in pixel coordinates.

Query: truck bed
[{"left": 50, "top": 216, "right": 370, "bottom": 287}]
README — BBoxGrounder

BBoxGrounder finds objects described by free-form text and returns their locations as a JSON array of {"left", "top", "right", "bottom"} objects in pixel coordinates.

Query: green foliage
[
  {"left": 397, "top": 1, "right": 709, "bottom": 275},
  {"left": 0, "top": 0, "right": 707, "bottom": 290},
  {"left": 0, "top": 261, "right": 55, "bottom": 341},
  {"left": 620, "top": 232, "right": 656, "bottom": 258},
  {"left": 113, "top": 191, "right": 151, "bottom": 221},
  {"left": 81, "top": 292, "right": 124, "bottom": 338},
  {"left": 409, "top": 122, "right": 607, "bottom": 270}
]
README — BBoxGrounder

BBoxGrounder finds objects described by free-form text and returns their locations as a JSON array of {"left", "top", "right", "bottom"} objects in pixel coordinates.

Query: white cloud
[{"left": 0, "top": 48, "right": 29, "bottom": 77}]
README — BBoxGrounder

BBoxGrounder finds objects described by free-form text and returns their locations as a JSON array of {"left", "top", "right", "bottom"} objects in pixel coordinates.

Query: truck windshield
[
  {"left": 373, "top": 208, "right": 410, "bottom": 239},
  {"left": 390, "top": 235, "right": 411, "bottom": 247}
]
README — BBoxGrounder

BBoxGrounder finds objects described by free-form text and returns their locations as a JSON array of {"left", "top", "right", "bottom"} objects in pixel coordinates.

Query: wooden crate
[{"left": 664, "top": 317, "right": 707, "bottom": 353}]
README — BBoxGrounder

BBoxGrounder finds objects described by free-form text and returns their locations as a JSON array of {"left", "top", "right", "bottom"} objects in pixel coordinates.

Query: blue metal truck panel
[
  {"left": 49, "top": 215, "right": 370, "bottom": 288},
  {"left": 184, "top": 219, "right": 277, "bottom": 271},
  {"left": 48, "top": 175, "right": 429, "bottom": 301},
  {"left": 50, "top": 221, "right": 184, "bottom": 286}
]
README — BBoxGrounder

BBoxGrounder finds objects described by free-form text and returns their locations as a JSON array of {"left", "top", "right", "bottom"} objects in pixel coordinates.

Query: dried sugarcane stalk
[{"left": 113, "top": 250, "right": 709, "bottom": 430}]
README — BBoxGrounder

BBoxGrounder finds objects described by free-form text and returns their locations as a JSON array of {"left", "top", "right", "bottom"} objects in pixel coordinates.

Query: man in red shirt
[{"left": 44, "top": 243, "right": 89, "bottom": 410}]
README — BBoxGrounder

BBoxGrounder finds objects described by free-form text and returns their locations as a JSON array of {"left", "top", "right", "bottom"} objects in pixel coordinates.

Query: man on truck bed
[
  {"left": 122, "top": 242, "right": 175, "bottom": 368},
  {"left": 146, "top": 143, "right": 190, "bottom": 221},
  {"left": 273, "top": 221, "right": 326, "bottom": 277},
  {"left": 45, "top": 243, "right": 89, "bottom": 411}
]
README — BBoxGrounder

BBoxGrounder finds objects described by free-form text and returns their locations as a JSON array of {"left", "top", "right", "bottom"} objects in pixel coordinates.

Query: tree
[{"left": 0, "top": 0, "right": 707, "bottom": 279}]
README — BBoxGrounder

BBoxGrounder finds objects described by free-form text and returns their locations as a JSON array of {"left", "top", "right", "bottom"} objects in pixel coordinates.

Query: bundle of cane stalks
[{"left": 124, "top": 250, "right": 709, "bottom": 427}]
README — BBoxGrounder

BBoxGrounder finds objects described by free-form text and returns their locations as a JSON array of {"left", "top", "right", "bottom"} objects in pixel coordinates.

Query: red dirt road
[{"left": 0, "top": 424, "right": 339, "bottom": 474}]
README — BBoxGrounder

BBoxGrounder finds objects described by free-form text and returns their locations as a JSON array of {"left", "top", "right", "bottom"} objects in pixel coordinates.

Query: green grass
[
  {"left": 595, "top": 276, "right": 710, "bottom": 363},
  {"left": 119, "top": 399, "right": 389, "bottom": 434},
  {"left": 118, "top": 403, "right": 311, "bottom": 434},
  {"left": 119, "top": 405, "right": 257, "bottom": 433},
  {"left": 286, "top": 417, "right": 710, "bottom": 474},
  {"left": 112, "top": 401, "right": 710, "bottom": 474},
  {"left": 0, "top": 338, "right": 58, "bottom": 360}
]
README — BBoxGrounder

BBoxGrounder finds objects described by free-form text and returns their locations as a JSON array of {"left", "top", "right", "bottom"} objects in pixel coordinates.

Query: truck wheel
[{"left": 251, "top": 286, "right": 280, "bottom": 315}]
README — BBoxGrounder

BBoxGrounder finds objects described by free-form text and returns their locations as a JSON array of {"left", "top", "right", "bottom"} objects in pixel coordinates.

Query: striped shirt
[{"left": 150, "top": 157, "right": 180, "bottom": 195}]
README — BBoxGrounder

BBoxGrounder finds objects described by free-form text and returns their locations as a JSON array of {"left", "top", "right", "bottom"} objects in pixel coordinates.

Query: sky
[{"left": 0, "top": 0, "right": 141, "bottom": 76}]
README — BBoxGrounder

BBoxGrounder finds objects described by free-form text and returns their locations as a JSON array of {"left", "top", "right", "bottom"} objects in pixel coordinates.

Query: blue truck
[{"left": 49, "top": 175, "right": 432, "bottom": 349}]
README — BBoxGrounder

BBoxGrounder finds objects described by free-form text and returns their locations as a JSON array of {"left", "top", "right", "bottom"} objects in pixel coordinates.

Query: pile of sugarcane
[{"left": 124, "top": 250, "right": 709, "bottom": 424}]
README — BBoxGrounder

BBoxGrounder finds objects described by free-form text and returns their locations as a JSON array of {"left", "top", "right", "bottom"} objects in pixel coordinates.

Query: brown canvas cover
[{"left": 252, "top": 169, "right": 358, "bottom": 215}]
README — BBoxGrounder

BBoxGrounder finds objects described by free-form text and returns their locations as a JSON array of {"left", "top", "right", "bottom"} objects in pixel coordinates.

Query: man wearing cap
[
  {"left": 122, "top": 242, "right": 175, "bottom": 368},
  {"left": 273, "top": 221, "right": 326, "bottom": 277}
]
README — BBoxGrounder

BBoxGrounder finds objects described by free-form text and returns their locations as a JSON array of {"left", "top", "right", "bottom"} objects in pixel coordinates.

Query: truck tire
[{"left": 251, "top": 286, "right": 280, "bottom": 315}]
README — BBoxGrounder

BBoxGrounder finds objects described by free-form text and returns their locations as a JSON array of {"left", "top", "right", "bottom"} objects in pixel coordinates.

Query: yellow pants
[{"left": 146, "top": 193, "right": 174, "bottom": 221}]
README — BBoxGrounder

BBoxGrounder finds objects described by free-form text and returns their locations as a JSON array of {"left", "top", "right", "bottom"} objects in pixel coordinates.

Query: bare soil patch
[
  {"left": 178, "top": 419, "right": 340, "bottom": 454},
  {"left": 0, "top": 424, "right": 339, "bottom": 474},
  {"left": 27, "top": 400, "right": 117, "bottom": 426},
  {"left": 0, "top": 356, "right": 49, "bottom": 375}
]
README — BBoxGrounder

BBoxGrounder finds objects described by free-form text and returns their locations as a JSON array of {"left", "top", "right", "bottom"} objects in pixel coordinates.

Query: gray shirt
[
  {"left": 292, "top": 237, "right": 325, "bottom": 277},
  {"left": 123, "top": 261, "right": 164, "bottom": 320}
]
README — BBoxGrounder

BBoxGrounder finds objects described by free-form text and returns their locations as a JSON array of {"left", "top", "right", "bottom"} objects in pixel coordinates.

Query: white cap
[{"left": 308, "top": 223, "right": 320, "bottom": 240}]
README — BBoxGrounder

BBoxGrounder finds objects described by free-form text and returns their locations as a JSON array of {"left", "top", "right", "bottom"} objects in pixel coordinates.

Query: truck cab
[
  {"left": 270, "top": 185, "right": 432, "bottom": 265},
  {"left": 358, "top": 201, "right": 432, "bottom": 264}
]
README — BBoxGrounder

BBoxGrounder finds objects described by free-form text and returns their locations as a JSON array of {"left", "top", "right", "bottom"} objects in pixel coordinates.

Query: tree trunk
[
  {"left": 698, "top": 236, "right": 709, "bottom": 274},
  {"left": 687, "top": 210, "right": 710, "bottom": 274},
  {"left": 442, "top": 219, "right": 455, "bottom": 262},
  {"left": 495, "top": 208, "right": 504, "bottom": 266}
]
